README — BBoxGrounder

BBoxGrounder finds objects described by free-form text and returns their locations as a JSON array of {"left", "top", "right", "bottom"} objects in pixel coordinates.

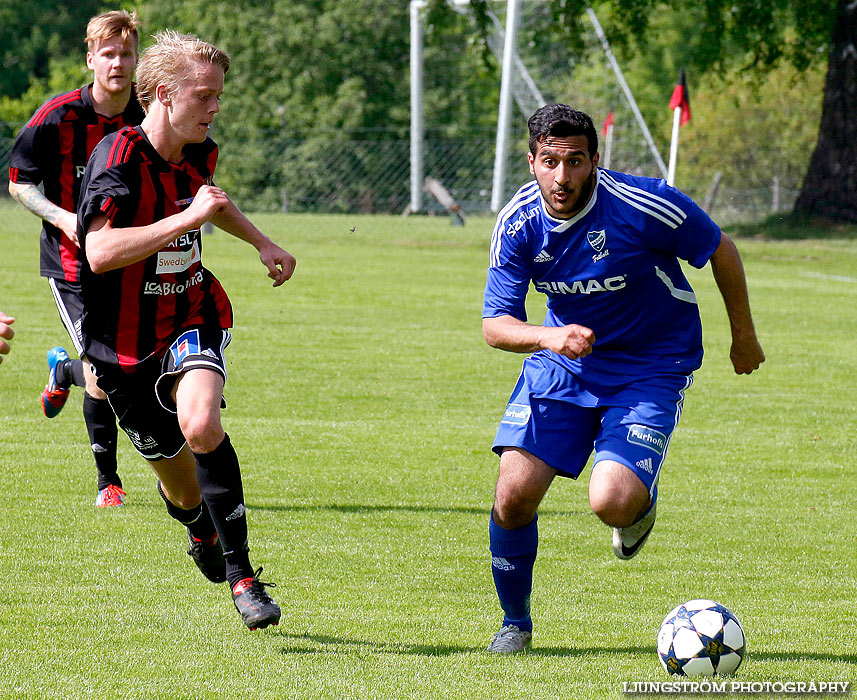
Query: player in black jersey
[
  {"left": 78, "top": 31, "right": 295, "bottom": 630},
  {"left": 8, "top": 10, "right": 143, "bottom": 507}
]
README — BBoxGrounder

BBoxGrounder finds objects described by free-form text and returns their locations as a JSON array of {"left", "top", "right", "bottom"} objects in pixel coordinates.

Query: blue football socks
[{"left": 489, "top": 511, "right": 538, "bottom": 632}]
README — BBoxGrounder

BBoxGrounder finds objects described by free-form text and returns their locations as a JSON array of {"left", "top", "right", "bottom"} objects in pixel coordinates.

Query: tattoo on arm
[{"left": 10, "top": 183, "right": 70, "bottom": 226}]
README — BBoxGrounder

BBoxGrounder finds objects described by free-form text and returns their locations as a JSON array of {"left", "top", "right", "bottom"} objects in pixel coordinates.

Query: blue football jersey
[{"left": 483, "top": 169, "right": 722, "bottom": 383}]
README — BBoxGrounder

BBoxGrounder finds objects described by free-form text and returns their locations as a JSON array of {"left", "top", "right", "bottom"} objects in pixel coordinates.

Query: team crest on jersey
[
  {"left": 170, "top": 329, "right": 201, "bottom": 366},
  {"left": 586, "top": 229, "right": 609, "bottom": 262}
]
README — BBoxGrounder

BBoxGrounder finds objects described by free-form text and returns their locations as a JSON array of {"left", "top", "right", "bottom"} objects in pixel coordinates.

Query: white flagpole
[
  {"left": 666, "top": 105, "right": 681, "bottom": 186},
  {"left": 602, "top": 123, "right": 614, "bottom": 170}
]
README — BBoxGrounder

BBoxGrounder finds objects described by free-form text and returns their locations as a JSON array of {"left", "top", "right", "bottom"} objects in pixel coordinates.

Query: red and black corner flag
[
  {"left": 669, "top": 69, "right": 691, "bottom": 125},
  {"left": 601, "top": 111, "right": 614, "bottom": 137}
]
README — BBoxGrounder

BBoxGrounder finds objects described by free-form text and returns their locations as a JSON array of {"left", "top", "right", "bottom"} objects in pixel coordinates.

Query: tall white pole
[
  {"left": 491, "top": 0, "right": 521, "bottom": 213},
  {"left": 602, "top": 123, "right": 614, "bottom": 170},
  {"left": 410, "top": 0, "right": 424, "bottom": 213},
  {"left": 666, "top": 106, "right": 681, "bottom": 186},
  {"left": 586, "top": 8, "right": 668, "bottom": 179}
]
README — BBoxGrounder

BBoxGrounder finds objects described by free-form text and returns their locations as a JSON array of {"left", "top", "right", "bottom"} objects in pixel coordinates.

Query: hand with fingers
[
  {"left": 0, "top": 311, "right": 15, "bottom": 365},
  {"left": 258, "top": 242, "right": 296, "bottom": 287}
]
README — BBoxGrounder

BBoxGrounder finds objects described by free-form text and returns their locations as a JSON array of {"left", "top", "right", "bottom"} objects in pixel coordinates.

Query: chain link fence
[{"left": 0, "top": 120, "right": 799, "bottom": 223}]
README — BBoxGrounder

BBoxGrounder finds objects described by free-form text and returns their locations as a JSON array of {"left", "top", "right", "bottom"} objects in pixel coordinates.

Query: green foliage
[
  {"left": 675, "top": 64, "right": 824, "bottom": 193},
  {"left": 131, "top": 0, "right": 418, "bottom": 209},
  {"left": 422, "top": 8, "right": 500, "bottom": 131},
  {"left": 0, "top": 0, "right": 102, "bottom": 100},
  {"left": 0, "top": 0, "right": 838, "bottom": 215},
  {"left": 0, "top": 56, "right": 88, "bottom": 126},
  {"left": 2, "top": 201, "right": 856, "bottom": 697},
  {"left": 134, "top": 0, "right": 411, "bottom": 130},
  {"left": 461, "top": 0, "right": 836, "bottom": 76},
  {"left": 557, "top": 0, "right": 837, "bottom": 77}
]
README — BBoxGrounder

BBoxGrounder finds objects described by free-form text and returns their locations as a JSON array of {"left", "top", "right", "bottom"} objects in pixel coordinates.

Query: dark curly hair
[{"left": 527, "top": 104, "right": 598, "bottom": 158}]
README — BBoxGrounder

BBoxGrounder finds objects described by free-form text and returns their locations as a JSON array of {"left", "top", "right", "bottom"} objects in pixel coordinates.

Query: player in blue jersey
[{"left": 483, "top": 104, "right": 765, "bottom": 653}]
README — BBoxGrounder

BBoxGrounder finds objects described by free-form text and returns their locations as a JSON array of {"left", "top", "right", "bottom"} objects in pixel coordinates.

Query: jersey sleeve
[
  {"left": 482, "top": 219, "right": 532, "bottom": 321},
  {"left": 8, "top": 123, "right": 47, "bottom": 186},
  {"left": 77, "top": 140, "right": 133, "bottom": 244},
  {"left": 642, "top": 180, "right": 721, "bottom": 269}
]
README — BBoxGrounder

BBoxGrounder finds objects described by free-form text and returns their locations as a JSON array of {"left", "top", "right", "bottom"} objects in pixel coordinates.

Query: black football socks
[
  {"left": 83, "top": 393, "right": 121, "bottom": 491},
  {"left": 157, "top": 479, "right": 217, "bottom": 541},
  {"left": 193, "top": 433, "right": 254, "bottom": 587},
  {"left": 55, "top": 358, "right": 86, "bottom": 389}
]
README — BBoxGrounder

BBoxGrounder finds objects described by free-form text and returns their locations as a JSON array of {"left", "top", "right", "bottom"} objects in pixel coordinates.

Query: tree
[
  {"left": 456, "top": 0, "right": 852, "bottom": 221},
  {"left": 133, "top": 0, "right": 487, "bottom": 210},
  {"left": 594, "top": 0, "right": 851, "bottom": 221},
  {"left": 0, "top": 0, "right": 102, "bottom": 99},
  {"left": 793, "top": 0, "right": 856, "bottom": 220}
]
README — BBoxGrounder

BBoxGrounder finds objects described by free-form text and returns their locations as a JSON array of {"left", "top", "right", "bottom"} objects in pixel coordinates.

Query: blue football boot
[{"left": 41, "top": 346, "right": 71, "bottom": 418}]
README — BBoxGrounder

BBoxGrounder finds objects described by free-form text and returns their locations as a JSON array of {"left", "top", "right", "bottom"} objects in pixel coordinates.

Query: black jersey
[
  {"left": 8, "top": 84, "right": 144, "bottom": 282},
  {"left": 78, "top": 126, "right": 233, "bottom": 370}
]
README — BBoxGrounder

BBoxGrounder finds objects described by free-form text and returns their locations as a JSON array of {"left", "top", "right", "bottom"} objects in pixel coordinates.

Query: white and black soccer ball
[{"left": 657, "top": 599, "right": 746, "bottom": 676}]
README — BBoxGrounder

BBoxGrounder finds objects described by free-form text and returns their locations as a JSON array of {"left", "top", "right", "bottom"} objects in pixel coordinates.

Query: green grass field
[{"left": 0, "top": 199, "right": 854, "bottom": 699}]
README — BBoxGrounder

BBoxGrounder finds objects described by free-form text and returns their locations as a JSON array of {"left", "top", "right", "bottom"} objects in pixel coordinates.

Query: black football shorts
[
  {"left": 48, "top": 278, "right": 85, "bottom": 356},
  {"left": 93, "top": 326, "right": 231, "bottom": 460}
]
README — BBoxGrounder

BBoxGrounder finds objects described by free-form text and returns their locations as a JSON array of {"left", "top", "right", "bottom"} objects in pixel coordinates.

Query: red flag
[
  {"left": 669, "top": 69, "right": 691, "bottom": 125},
  {"left": 601, "top": 111, "right": 614, "bottom": 137}
]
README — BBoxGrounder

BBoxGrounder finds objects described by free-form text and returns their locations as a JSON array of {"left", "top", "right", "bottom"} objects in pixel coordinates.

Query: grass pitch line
[{"left": 798, "top": 270, "right": 857, "bottom": 283}]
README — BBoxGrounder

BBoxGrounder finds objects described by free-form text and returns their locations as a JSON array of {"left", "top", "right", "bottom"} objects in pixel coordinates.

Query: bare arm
[
  {"left": 483, "top": 314, "right": 595, "bottom": 359},
  {"left": 8, "top": 181, "right": 79, "bottom": 244},
  {"left": 86, "top": 212, "right": 196, "bottom": 273},
  {"left": 0, "top": 311, "right": 15, "bottom": 365},
  {"left": 86, "top": 185, "right": 232, "bottom": 272},
  {"left": 210, "top": 190, "right": 296, "bottom": 287},
  {"left": 87, "top": 184, "right": 296, "bottom": 285},
  {"left": 709, "top": 232, "right": 765, "bottom": 374}
]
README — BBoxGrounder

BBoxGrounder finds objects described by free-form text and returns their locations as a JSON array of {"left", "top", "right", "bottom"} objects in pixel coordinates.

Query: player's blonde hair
[
  {"left": 135, "top": 30, "right": 230, "bottom": 113},
  {"left": 85, "top": 10, "right": 141, "bottom": 52}
]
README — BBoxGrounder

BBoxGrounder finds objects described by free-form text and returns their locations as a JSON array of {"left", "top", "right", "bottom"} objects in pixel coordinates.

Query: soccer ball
[{"left": 657, "top": 599, "right": 746, "bottom": 676}]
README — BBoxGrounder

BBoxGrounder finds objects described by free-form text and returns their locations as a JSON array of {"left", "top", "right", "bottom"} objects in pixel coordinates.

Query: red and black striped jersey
[
  {"left": 8, "top": 84, "right": 144, "bottom": 283},
  {"left": 78, "top": 126, "right": 233, "bottom": 371}
]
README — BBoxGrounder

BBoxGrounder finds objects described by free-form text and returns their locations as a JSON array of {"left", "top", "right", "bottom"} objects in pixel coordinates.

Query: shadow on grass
[
  {"left": 247, "top": 502, "right": 588, "bottom": 518},
  {"left": 726, "top": 213, "right": 857, "bottom": 240},
  {"left": 751, "top": 651, "right": 857, "bottom": 665},
  {"left": 275, "top": 633, "right": 857, "bottom": 665},
  {"left": 276, "top": 631, "right": 649, "bottom": 657}
]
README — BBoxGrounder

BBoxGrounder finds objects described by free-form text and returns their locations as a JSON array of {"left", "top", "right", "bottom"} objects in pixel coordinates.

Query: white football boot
[
  {"left": 612, "top": 499, "right": 657, "bottom": 560},
  {"left": 486, "top": 624, "right": 532, "bottom": 653}
]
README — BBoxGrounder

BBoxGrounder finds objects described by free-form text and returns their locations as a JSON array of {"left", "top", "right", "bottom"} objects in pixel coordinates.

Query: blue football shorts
[
  {"left": 492, "top": 353, "right": 694, "bottom": 496},
  {"left": 92, "top": 326, "right": 231, "bottom": 461}
]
